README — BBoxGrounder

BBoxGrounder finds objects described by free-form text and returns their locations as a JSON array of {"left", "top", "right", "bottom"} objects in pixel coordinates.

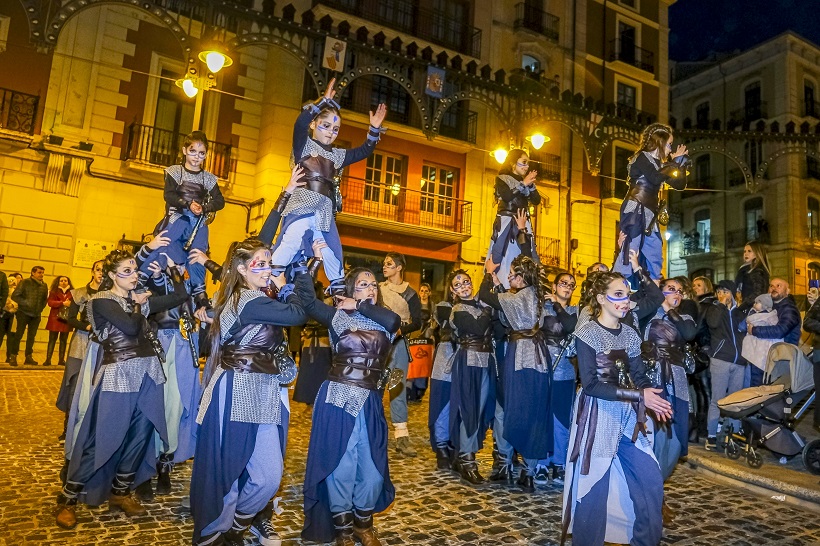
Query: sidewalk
[
  {"left": 0, "top": 348, "right": 65, "bottom": 369},
  {"left": 683, "top": 416, "right": 820, "bottom": 509}
]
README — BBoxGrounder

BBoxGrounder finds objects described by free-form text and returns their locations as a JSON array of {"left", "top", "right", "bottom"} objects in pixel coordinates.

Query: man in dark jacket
[
  {"left": 9, "top": 266, "right": 48, "bottom": 366},
  {"left": 747, "top": 278, "right": 802, "bottom": 387},
  {"left": 703, "top": 279, "right": 747, "bottom": 450}
]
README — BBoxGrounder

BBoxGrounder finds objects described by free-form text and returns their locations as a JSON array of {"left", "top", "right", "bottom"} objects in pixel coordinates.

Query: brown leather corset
[
  {"left": 328, "top": 329, "right": 392, "bottom": 390},
  {"left": 595, "top": 349, "right": 630, "bottom": 387},
  {"left": 298, "top": 155, "right": 336, "bottom": 200},
  {"left": 178, "top": 176, "right": 208, "bottom": 205},
  {"left": 457, "top": 334, "right": 493, "bottom": 352},
  {"left": 101, "top": 322, "right": 154, "bottom": 365},
  {"left": 496, "top": 192, "right": 530, "bottom": 216},
  {"left": 220, "top": 323, "right": 284, "bottom": 375},
  {"left": 624, "top": 183, "right": 659, "bottom": 213}
]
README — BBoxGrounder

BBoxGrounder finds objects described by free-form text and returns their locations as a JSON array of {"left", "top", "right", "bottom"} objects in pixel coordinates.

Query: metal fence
[
  {"left": 123, "top": 123, "right": 234, "bottom": 179},
  {"left": 0, "top": 87, "right": 39, "bottom": 135}
]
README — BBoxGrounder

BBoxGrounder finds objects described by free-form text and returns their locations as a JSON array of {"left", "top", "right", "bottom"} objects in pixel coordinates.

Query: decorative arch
[
  {"left": 685, "top": 142, "right": 756, "bottom": 191},
  {"left": 40, "top": 0, "right": 191, "bottom": 57},
  {"left": 431, "top": 91, "right": 511, "bottom": 136},
  {"left": 227, "top": 32, "right": 324, "bottom": 97},
  {"left": 586, "top": 122, "right": 642, "bottom": 175},
  {"left": 336, "top": 65, "right": 427, "bottom": 129},
  {"left": 756, "top": 144, "right": 820, "bottom": 182}
]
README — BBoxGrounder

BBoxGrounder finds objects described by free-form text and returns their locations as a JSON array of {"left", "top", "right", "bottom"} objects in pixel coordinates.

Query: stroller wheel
[
  {"left": 802, "top": 439, "right": 820, "bottom": 475},
  {"left": 726, "top": 440, "right": 741, "bottom": 460},
  {"left": 747, "top": 449, "right": 764, "bottom": 469}
]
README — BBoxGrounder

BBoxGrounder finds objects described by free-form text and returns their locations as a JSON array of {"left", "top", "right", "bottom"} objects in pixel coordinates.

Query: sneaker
[
  {"left": 395, "top": 436, "right": 417, "bottom": 457},
  {"left": 704, "top": 437, "right": 717, "bottom": 451},
  {"left": 551, "top": 465, "right": 565, "bottom": 485},
  {"left": 533, "top": 465, "right": 549, "bottom": 485},
  {"left": 250, "top": 519, "right": 283, "bottom": 546}
]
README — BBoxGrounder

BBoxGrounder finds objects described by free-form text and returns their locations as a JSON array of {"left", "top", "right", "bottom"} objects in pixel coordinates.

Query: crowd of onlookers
[{"left": 0, "top": 266, "right": 76, "bottom": 366}]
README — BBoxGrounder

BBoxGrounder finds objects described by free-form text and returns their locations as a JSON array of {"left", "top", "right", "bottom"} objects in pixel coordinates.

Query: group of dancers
[{"left": 52, "top": 69, "right": 693, "bottom": 546}]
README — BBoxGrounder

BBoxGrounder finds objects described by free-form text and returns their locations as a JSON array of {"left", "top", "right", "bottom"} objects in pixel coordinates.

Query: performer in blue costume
[
  {"left": 427, "top": 299, "right": 455, "bottom": 470},
  {"left": 55, "top": 250, "right": 188, "bottom": 530},
  {"left": 561, "top": 272, "right": 672, "bottom": 546},
  {"left": 271, "top": 78, "right": 386, "bottom": 295},
  {"left": 486, "top": 149, "right": 540, "bottom": 288},
  {"left": 299, "top": 248, "right": 400, "bottom": 546},
  {"left": 447, "top": 270, "right": 496, "bottom": 486},
  {"left": 190, "top": 238, "right": 307, "bottom": 546},
  {"left": 480, "top": 256, "right": 574, "bottom": 492},
  {"left": 614, "top": 123, "right": 689, "bottom": 280},
  {"left": 140, "top": 131, "right": 224, "bottom": 310}
]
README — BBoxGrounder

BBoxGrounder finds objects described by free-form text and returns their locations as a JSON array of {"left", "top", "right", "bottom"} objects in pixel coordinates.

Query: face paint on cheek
[{"left": 116, "top": 271, "right": 133, "bottom": 279}]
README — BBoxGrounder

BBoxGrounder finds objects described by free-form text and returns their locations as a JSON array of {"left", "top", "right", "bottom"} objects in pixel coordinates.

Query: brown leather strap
[
  {"left": 220, "top": 348, "right": 280, "bottom": 374},
  {"left": 457, "top": 335, "right": 492, "bottom": 352}
]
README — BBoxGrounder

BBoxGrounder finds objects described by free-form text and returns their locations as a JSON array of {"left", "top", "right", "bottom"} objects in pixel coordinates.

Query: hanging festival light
[
  {"left": 176, "top": 77, "right": 199, "bottom": 98},
  {"left": 198, "top": 48, "right": 233, "bottom": 74},
  {"left": 527, "top": 132, "right": 549, "bottom": 150}
]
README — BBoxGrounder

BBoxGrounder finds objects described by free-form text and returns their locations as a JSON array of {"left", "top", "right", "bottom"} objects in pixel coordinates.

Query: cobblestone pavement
[{"left": 2, "top": 369, "right": 820, "bottom": 545}]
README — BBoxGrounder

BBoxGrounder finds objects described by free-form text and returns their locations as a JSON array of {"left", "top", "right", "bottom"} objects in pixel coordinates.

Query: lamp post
[
  {"left": 567, "top": 199, "right": 595, "bottom": 272},
  {"left": 175, "top": 45, "right": 233, "bottom": 130}
]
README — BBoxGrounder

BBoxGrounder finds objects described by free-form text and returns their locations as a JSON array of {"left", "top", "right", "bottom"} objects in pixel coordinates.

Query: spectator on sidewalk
[
  {"left": 9, "top": 266, "right": 48, "bottom": 366},
  {"left": 45, "top": 275, "right": 74, "bottom": 367},
  {"left": 703, "top": 280, "right": 747, "bottom": 451},
  {"left": 1, "top": 273, "right": 22, "bottom": 362},
  {"left": 746, "top": 277, "right": 801, "bottom": 387}
]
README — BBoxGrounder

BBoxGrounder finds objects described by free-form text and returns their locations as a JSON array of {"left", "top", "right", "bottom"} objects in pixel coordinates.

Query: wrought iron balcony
[
  {"left": 729, "top": 102, "right": 768, "bottom": 125},
  {"left": 611, "top": 102, "right": 656, "bottom": 125},
  {"left": 439, "top": 110, "right": 477, "bottom": 144},
  {"left": 122, "top": 123, "right": 234, "bottom": 180},
  {"left": 680, "top": 232, "right": 712, "bottom": 257},
  {"left": 514, "top": 3, "right": 559, "bottom": 42},
  {"left": 727, "top": 227, "right": 770, "bottom": 248},
  {"left": 0, "top": 87, "right": 39, "bottom": 135},
  {"left": 313, "top": 0, "right": 482, "bottom": 58},
  {"left": 608, "top": 39, "right": 654, "bottom": 73},
  {"left": 336, "top": 174, "right": 472, "bottom": 241},
  {"left": 530, "top": 151, "right": 561, "bottom": 182},
  {"left": 535, "top": 235, "right": 561, "bottom": 268}
]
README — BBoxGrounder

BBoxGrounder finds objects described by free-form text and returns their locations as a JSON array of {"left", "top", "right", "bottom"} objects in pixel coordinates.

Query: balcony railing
[
  {"left": 612, "top": 102, "right": 656, "bottom": 125},
  {"left": 514, "top": 3, "right": 559, "bottom": 42},
  {"left": 680, "top": 232, "right": 711, "bottom": 256},
  {"left": 123, "top": 123, "right": 234, "bottom": 180},
  {"left": 729, "top": 102, "right": 768, "bottom": 125},
  {"left": 531, "top": 151, "right": 561, "bottom": 182},
  {"left": 439, "top": 110, "right": 478, "bottom": 144},
  {"left": 608, "top": 39, "right": 654, "bottom": 73},
  {"left": 727, "top": 227, "right": 770, "bottom": 248},
  {"left": 314, "top": 0, "right": 482, "bottom": 58},
  {"left": 0, "top": 87, "right": 39, "bottom": 135},
  {"left": 339, "top": 175, "right": 472, "bottom": 236},
  {"left": 535, "top": 235, "right": 561, "bottom": 268}
]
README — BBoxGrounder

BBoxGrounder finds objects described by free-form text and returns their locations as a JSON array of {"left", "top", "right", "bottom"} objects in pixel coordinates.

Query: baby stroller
[{"left": 716, "top": 342, "right": 819, "bottom": 471}]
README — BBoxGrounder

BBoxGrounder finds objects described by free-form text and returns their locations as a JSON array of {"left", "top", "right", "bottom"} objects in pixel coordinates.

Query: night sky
[{"left": 669, "top": 0, "right": 820, "bottom": 62}]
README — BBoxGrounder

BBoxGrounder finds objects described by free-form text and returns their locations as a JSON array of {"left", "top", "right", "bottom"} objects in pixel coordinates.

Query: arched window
[
  {"left": 522, "top": 54, "right": 541, "bottom": 73},
  {"left": 695, "top": 154, "right": 711, "bottom": 189},
  {"left": 809, "top": 196, "right": 820, "bottom": 239},
  {"left": 805, "top": 80, "right": 817, "bottom": 117},
  {"left": 696, "top": 101, "right": 710, "bottom": 129},
  {"left": 694, "top": 208, "right": 711, "bottom": 252},
  {"left": 744, "top": 197, "right": 765, "bottom": 243}
]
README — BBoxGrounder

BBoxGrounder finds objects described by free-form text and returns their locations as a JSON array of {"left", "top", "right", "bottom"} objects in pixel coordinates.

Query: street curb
[{"left": 685, "top": 453, "right": 820, "bottom": 509}]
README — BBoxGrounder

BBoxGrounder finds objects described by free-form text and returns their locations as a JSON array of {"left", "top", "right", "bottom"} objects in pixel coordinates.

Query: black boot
[
  {"left": 688, "top": 413, "right": 699, "bottom": 444},
  {"left": 458, "top": 452, "right": 484, "bottom": 485},
  {"left": 134, "top": 480, "right": 154, "bottom": 502},
  {"left": 156, "top": 453, "right": 173, "bottom": 495},
  {"left": 516, "top": 468, "right": 535, "bottom": 493},
  {"left": 435, "top": 447, "right": 452, "bottom": 470},
  {"left": 332, "top": 511, "right": 355, "bottom": 546},
  {"left": 223, "top": 511, "right": 254, "bottom": 546},
  {"left": 489, "top": 462, "right": 515, "bottom": 483}
]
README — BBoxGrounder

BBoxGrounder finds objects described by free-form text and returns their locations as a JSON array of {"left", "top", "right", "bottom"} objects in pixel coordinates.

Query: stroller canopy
[{"left": 765, "top": 342, "right": 815, "bottom": 393}]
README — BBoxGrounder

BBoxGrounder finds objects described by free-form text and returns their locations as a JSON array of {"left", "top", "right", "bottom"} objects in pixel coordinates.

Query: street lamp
[
  {"left": 490, "top": 131, "right": 552, "bottom": 164},
  {"left": 175, "top": 47, "right": 233, "bottom": 129}
]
